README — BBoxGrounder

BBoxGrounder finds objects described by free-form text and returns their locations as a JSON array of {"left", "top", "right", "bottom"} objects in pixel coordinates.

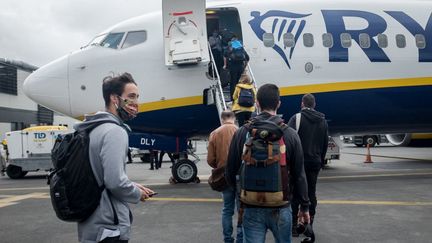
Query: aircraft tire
[
  {"left": 171, "top": 159, "right": 197, "bottom": 183},
  {"left": 6, "top": 165, "right": 27, "bottom": 179},
  {"left": 364, "top": 136, "right": 377, "bottom": 147}
]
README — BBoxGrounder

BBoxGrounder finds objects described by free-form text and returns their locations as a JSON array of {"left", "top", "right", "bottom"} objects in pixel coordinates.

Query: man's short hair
[
  {"left": 302, "top": 93, "right": 316, "bottom": 108},
  {"left": 102, "top": 73, "right": 137, "bottom": 107},
  {"left": 221, "top": 110, "right": 235, "bottom": 120},
  {"left": 257, "top": 84, "right": 280, "bottom": 111}
]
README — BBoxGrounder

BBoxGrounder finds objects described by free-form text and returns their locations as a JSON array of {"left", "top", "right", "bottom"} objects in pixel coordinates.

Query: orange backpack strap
[{"left": 268, "top": 142, "right": 273, "bottom": 160}]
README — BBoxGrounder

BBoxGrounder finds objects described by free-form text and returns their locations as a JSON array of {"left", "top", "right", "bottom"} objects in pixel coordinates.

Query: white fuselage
[{"left": 24, "top": 0, "right": 432, "bottom": 136}]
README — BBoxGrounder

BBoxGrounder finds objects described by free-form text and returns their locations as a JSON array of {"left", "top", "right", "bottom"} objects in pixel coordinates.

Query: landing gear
[
  {"left": 364, "top": 136, "right": 377, "bottom": 147},
  {"left": 171, "top": 159, "right": 198, "bottom": 183},
  {"left": 170, "top": 144, "right": 200, "bottom": 184},
  {"left": 6, "top": 165, "right": 28, "bottom": 179}
]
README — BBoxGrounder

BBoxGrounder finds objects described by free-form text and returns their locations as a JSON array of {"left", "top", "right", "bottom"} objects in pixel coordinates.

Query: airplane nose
[{"left": 23, "top": 55, "right": 71, "bottom": 116}]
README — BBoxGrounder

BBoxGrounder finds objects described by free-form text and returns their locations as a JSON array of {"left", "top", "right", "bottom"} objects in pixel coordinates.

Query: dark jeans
[
  {"left": 99, "top": 236, "right": 128, "bottom": 243},
  {"left": 292, "top": 168, "right": 320, "bottom": 224},
  {"left": 235, "top": 111, "right": 252, "bottom": 127},
  {"left": 229, "top": 64, "right": 245, "bottom": 100}
]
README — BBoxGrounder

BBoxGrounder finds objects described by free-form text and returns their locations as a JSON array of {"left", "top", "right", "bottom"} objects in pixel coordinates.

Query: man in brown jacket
[{"left": 207, "top": 110, "right": 242, "bottom": 243}]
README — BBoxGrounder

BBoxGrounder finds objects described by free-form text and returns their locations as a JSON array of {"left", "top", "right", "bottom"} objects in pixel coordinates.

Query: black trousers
[
  {"left": 235, "top": 111, "right": 252, "bottom": 127},
  {"left": 150, "top": 150, "right": 158, "bottom": 169},
  {"left": 292, "top": 168, "right": 320, "bottom": 224},
  {"left": 99, "top": 236, "right": 128, "bottom": 243},
  {"left": 229, "top": 64, "right": 245, "bottom": 100}
]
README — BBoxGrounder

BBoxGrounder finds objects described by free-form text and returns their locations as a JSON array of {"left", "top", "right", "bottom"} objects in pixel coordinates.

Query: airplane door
[{"left": 162, "top": 0, "right": 210, "bottom": 66}]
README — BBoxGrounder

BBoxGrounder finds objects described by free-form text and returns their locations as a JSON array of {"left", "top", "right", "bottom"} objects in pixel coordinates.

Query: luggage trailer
[{"left": 3, "top": 126, "right": 69, "bottom": 179}]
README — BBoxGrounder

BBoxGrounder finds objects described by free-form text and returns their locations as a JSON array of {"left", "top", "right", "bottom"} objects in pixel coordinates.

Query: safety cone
[{"left": 364, "top": 144, "right": 373, "bottom": 163}]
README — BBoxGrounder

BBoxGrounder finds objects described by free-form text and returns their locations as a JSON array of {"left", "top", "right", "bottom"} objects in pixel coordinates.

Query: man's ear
[
  {"left": 256, "top": 100, "right": 261, "bottom": 110},
  {"left": 277, "top": 100, "right": 281, "bottom": 110},
  {"left": 110, "top": 94, "right": 118, "bottom": 107}
]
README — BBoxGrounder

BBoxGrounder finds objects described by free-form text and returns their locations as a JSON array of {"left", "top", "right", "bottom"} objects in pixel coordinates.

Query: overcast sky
[
  {"left": 0, "top": 0, "right": 161, "bottom": 67},
  {"left": 2, "top": 0, "right": 431, "bottom": 67}
]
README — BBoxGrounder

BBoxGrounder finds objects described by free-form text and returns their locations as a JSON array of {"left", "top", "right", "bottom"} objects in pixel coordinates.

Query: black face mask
[{"left": 115, "top": 96, "right": 137, "bottom": 122}]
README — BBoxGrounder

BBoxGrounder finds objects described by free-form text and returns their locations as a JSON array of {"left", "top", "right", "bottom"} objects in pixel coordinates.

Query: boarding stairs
[{"left": 207, "top": 43, "right": 259, "bottom": 124}]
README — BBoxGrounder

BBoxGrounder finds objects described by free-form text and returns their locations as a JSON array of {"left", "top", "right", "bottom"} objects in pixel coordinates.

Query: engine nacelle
[
  {"left": 385, "top": 134, "right": 412, "bottom": 146},
  {"left": 386, "top": 133, "right": 432, "bottom": 146}
]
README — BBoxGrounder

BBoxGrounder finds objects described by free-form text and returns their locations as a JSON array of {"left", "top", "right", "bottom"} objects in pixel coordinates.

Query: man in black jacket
[
  {"left": 288, "top": 93, "right": 328, "bottom": 236},
  {"left": 226, "top": 84, "right": 310, "bottom": 243}
]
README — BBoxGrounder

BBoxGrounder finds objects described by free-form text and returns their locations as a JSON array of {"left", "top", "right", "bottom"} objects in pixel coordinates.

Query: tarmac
[{"left": 0, "top": 141, "right": 431, "bottom": 243}]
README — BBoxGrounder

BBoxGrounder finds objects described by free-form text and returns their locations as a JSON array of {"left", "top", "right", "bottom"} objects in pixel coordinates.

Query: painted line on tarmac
[
  {"left": 148, "top": 197, "right": 222, "bottom": 202},
  {"left": 319, "top": 200, "right": 432, "bottom": 206},
  {"left": 0, "top": 193, "right": 47, "bottom": 208},
  {"left": 342, "top": 152, "right": 432, "bottom": 161},
  {"left": 320, "top": 172, "right": 432, "bottom": 180},
  {"left": 1, "top": 193, "right": 431, "bottom": 207},
  {"left": 147, "top": 198, "right": 432, "bottom": 206},
  {"left": 0, "top": 186, "right": 48, "bottom": 192}
]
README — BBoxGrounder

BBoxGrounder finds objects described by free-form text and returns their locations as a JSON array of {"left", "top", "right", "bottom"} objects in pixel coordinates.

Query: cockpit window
[
  {"left": 122, "top": 31, "right": 147, "bottom": 49},
  {"left": 90, "top": 34, "right": 108, "bottom": 46},
  {"left": 100, "top": 32, "right": 125, "bottom": 49}
]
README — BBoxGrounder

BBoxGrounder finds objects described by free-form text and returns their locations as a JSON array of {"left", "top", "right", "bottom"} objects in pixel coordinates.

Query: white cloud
[{"left": 0, "top": 0, "right": 161, "bottom": 67}]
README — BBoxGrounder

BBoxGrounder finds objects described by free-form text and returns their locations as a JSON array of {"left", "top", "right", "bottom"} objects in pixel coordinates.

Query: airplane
[{"left": 23, "top": 0, "right": 432, "bottom": 181}]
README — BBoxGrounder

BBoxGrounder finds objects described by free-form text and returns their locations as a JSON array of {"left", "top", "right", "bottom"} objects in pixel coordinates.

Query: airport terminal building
[{"left": 0, "top": 58, "right": 77, "bottom": 139}]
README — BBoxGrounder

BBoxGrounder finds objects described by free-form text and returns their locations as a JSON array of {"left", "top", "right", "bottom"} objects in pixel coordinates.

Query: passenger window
[
  {"left": 283, "top": 33, "right": 295, "bottom": 48},
  {"left": 359, "top": 33, "right": 370, "bottom": 48},
  {"left": 341, "top": 33, "right": 352, "bottom": 48},
  {"left": 263, "top": 33, "right": 275, "bottom": 47},
  {"left": 322, "top": 33, "right": 333, "bottom": 48},
  {"left": 415, "top": 34, "right": 426, "bottom": 49},
  {"left": 396, "top": 34, "right": 406, "bottom": 48},
  {"left": 122, "top": 31, "right": 147, "bottom": 49},
  {"left": 303, "top": 33, "right": 314, "bottom": 47},
  {"left": 100, "top": 32, "right": 125, "bottom": 49},
  {"left": 377, "top": 34, "right": 388, "bottom": 48}
]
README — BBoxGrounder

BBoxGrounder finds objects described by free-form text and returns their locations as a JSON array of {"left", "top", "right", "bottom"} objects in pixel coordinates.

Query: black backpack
[
  {"left": 48, "top": 121, "right": 118, "bottom": 223},
  {"left": 237, "top": 87, "right": 255, "bottom": 107},
  {"left": 230, "top": 47, "right": 246, "bottom": 62}
]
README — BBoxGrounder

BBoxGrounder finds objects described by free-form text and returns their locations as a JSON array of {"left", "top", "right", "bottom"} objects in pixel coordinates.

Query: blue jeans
[
  {"left": 243, "top": 207, "right": 292, "bottom": 243},
  {"left": 222, "top": 187, "right": 243, "bottom": 243}
]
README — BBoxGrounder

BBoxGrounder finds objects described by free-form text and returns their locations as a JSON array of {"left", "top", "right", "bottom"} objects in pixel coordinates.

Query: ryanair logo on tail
[{"left": 249, "top": 10, "right": 312, "bottom": 69}]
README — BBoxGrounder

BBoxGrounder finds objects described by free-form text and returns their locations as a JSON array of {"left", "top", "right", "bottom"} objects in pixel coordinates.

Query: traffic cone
[{"left": 364, "top": 144, "right": 373, "bottom": 163}]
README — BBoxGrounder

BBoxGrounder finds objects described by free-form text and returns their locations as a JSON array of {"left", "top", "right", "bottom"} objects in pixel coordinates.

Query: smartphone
[{"left": 149, "top": 192, "right": 158, "bottom": 197}]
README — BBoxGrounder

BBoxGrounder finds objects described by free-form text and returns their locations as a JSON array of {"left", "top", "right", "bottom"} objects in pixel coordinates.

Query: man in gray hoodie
[{"left": 75, "top": 73, "right": 154, "bottom": 243}]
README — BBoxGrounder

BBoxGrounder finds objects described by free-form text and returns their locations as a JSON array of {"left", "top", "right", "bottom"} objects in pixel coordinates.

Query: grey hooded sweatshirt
[{"left": 74, "top": 112, "right": 141, "bottom": 243}]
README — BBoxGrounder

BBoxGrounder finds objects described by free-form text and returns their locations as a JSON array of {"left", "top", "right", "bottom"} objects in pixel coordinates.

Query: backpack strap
[
  {"left": 106, "top": 189, "right": 119, "bottom": 225},
  {"left": 84, "top": 120, "right": 121, "bottom": 226}
]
